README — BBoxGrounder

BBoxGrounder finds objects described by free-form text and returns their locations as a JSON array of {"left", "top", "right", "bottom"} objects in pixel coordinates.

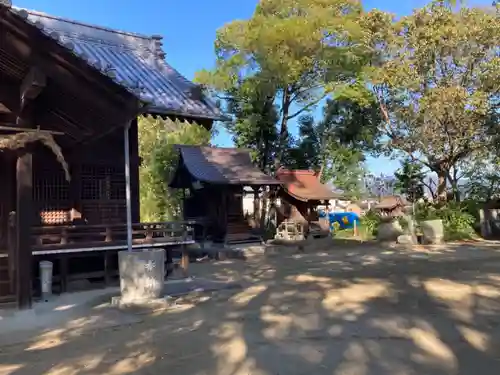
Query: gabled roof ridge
[
  {"left": 277, "top": 168, "right": 317, "bottom": 176},
  {"left": 177, "top": 145, "right": 253, "bottom": 152},
  {"left": 13, "top": 7, "right": 157, "bottom": 41},
  {"left": 7, "top": 5, "right": 224, "bottom": 121}
]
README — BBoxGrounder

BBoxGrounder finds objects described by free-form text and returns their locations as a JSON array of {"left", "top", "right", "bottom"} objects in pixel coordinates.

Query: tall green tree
[
  {"left": 223, "top": 77, "right": 278, "bottom": 172},
  {"left": 394, "top": 158, "right": 426, "bottom": 202},
  {"left": 139, "top": 116, "right": 211, "bottom": 221},
  {"left": 287, "top": 104, "right": 366, "bottom": 199},
  {"left": 320, "top": 97, "right": 382, "bottom": 153},
  {"left": 196, "top": 0, "right": 370, "bottom": 167},
  {"left": 318, "top": 97, "right": 373, "bottom": 197},
  {"left": 287, "top": 115, "right": 321, "bottom": 171},
  {"left": 361, "top": 1, "right": 500, "bottom": 200},
  {"left": 324, "top": 146, "right": 366, "bottom": 199}
]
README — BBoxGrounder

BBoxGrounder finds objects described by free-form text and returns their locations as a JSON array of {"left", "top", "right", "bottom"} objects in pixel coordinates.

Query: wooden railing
[{"left": 29, "top": 221, "right": 196, "bottom": 252}]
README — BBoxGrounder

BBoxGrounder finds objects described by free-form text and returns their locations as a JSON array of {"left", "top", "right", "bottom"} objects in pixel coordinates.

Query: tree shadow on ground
[{"left": 1, "top": 242, "right": 500, "bottom": 374}]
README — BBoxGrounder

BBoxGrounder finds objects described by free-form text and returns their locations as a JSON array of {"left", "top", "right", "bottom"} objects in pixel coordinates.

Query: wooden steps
[{"left": 225, "top": 216, "right": 262, "bottom": 245}]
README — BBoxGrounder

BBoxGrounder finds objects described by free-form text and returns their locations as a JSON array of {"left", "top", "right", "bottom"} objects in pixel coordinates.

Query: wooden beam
[
  {"left": 0, "top": 112, "right": 17, "bottom": 124},
  {"left": 2, "top": 17, "right": 138, "bottom": 123},
  {"left": 0, "top": 125, "right": 63, "bottom": 134},
  {"left": 15, "top": 152, "right": 33, "bottom": 309},
  {"left": 0, "top": 81, "right": 21, "bottom": 114},
  {"left": 20, "top": 67, "right": 46, "bottom": 101}
]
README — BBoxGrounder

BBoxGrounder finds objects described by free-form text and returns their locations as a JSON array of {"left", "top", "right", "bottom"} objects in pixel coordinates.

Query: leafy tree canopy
[
  {"left": 463, "top": 155, "right": 500, "bottom": 201},
  {"left": 361, "top": 1, "right": 500, "bottom": 198},
  {"left": 394, "top": 158, "right": 426, "bottom": 202},
  {"left": 139, "top": 116, "right": 211, "bottom": 221},
  {"left": 196, "top": 0, "right": 371, "bottom": 166},
  {"left": 287, "top": 106, "right": 367, "bottom": 199},
  {"left": 224, "top": 76, "right": 278, "bottom": 171}
]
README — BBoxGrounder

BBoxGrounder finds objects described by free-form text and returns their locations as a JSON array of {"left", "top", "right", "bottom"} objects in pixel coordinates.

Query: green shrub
[
  {"left": 398, "top": 216, "right": 410, "bottom": 232},
  {"left": 415, "top": 201, "right": 476, "bottom": 241},
  {"left": 461, "top": 199, "right": 482, "bottom": 223},
  {"left": 414, "top": 202, "right": 440, "bottom": 221},
  {"left": 438, "top": 202, "right": 476, "bottom": 241},
  {"left": 359, "top": 210, "right": 381, "bottom": 238}
]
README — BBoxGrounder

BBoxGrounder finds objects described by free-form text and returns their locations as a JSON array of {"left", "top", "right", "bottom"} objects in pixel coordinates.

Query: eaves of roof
[{"left": 6, "top": 6, "right": 225, "bottom": 121}]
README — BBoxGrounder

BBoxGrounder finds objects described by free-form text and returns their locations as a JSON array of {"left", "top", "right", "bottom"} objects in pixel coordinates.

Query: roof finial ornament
[
  {"left": 188, "top": 85, "right": 204, "bottom": 100},
  {"left": 0, "top": 0, "right": 12, "bottom": 8},
  {"left": 151, "top": 35, "right": 166, "bottom": 60}
]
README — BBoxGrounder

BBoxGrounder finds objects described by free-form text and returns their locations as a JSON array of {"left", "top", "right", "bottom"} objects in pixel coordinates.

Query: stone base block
[
  {"left": 110, "top": 295, "right": 174, "bottom": 312},
  {"left": 118, "top": 249, "right": 165, "bottom": 304}
]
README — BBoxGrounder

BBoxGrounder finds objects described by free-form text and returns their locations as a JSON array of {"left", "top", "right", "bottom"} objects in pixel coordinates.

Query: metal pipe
[{"left": 124, "top": 120, "right": 133, "bottom": 252}]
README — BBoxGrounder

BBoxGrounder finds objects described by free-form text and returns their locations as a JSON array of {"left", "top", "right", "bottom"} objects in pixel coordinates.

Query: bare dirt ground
[{"left": 1, "top": 242, "right": 500, "bottom": 375}]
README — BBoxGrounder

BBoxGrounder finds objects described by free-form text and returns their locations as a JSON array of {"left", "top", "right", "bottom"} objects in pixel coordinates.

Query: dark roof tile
[
  {"left": 177, "top": 146, "right": 280, "bottom": 185},
  {"left": 10, "top": 7, "right": 223, "bottom": 120}
]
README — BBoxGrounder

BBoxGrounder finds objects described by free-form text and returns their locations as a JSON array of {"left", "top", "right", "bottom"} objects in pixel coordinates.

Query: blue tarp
[{"left": 319, "top": 211, "right": 360, "bottom": 231}]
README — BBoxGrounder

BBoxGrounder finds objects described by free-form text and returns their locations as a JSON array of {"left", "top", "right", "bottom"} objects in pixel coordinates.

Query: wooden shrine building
[
  {"left": 0, "top": 5, "right": 223, "bottom": 308},
  {"left": 169, "top": 146, "right": 281, "bottom": 244},
  {"left": 374, "top": 196, "right": 408, "bottom": 218},
  {"left": 275, "top": 168, "right": 342, "bottom": 236}
]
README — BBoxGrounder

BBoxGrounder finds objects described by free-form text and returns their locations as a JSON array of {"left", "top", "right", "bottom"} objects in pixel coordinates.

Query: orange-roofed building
[{"left": 275, "top": 168, "right": 343, "bottom": 236}]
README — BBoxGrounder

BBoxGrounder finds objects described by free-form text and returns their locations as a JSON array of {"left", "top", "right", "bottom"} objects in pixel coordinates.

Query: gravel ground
[{"left": 1, "top": 243, "right": 500, "bottom": 375}]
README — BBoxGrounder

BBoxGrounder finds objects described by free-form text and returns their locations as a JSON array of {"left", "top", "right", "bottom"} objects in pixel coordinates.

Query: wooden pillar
[
  {"left": 128, "top": 118, "right": 140, "bottom": 223},
  {"left": 69, "top": 158, "right": 82, "bottom": 222},
  {"left": 13, "top": 66, "right": 46, "bottom": 309},
  {"left": 16, "top": 152, "right": 33, "bottom": 309},
  {"left": 181, "top": 188, "right": 186, "bottom": 221},
  {"left": 220, "top": 188, "right": 228, "bottom": 241},
  {"left": 180, "top": 243, "right": 189, "bottom": 278},
  {"left": 252, "top": 187, "right": 260, "bottom": 225}
]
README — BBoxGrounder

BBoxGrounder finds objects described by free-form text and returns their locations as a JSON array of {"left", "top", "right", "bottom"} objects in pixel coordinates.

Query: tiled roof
[
  {"left": 375, "top": 196, "right": 407, "bottom": 210},
  {"left": 176, "top": 146, "right": 281, "bottom": 185},
  {"left": 276, "top": 168, "right": 343, "bottom": 201},
  {"left": 7, "top": 7, "right": 223, "bottom": 120}
]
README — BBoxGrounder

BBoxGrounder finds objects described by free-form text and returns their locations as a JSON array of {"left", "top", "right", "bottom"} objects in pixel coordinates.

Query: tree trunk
[
  {"left": 450, "top": 182, "right": 461, "bottom": 202},
  {"left": 317, "top": 164, "right": 324, "bottom": 183},
  {"left": 437, "top": 170, "right": 447, "bottom": 201},
  {"left": 259, "top": 95, "right": 276, "bottom": 172},
  {"left": 261, "top": 135, "right": 271, "bottom": 172},
  {"left": 446, "top": 170, "right": 461, "bottom": 202},
  {"left": 274, "top": 88, "right": 291, "bottom": 170}
]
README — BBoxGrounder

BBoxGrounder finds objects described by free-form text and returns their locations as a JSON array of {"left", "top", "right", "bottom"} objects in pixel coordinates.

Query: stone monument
[
  {"left": 118, "top": 248, "right": 165, "bottom": 304},
  {"left": 420, "top": 219, "right": 444, "bottom": 244},
  {"left": 377, "top": 219, "right": 404, "bottom": 242}
]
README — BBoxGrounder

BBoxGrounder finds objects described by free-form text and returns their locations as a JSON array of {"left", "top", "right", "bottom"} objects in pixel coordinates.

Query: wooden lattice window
[
  {"left": 33, "top": 163, "right": 71, "bottom": 225},
  {"left": 81, "top": 165, "right": 125, "bottom": 200},
  {"left": 81, "top": 164, "right": 126, "bottom": 225},
  {"left": 33, "top": 166, "right": 70, "bottom": 202}
]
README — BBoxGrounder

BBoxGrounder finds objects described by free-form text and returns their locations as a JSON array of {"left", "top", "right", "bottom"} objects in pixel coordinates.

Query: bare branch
[{"left": 286, "top": 96, "right": 325, "bottom": 120}]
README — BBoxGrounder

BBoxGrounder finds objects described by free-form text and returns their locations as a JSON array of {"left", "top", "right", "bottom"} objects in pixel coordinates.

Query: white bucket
[{"left": 39, "top": 260, "right": 54, "bottom": 297}]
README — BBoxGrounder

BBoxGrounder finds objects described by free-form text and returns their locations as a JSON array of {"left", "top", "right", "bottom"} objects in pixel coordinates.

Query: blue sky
[{"left": 14, "top": 0, "right": 489, "bottom": 175}]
